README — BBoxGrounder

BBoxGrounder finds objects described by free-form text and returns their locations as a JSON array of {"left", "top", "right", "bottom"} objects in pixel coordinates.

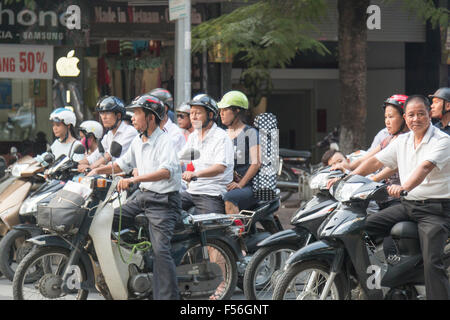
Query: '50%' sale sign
[{"left": 0, "top": 44, "right": 53, "bottom": 80}]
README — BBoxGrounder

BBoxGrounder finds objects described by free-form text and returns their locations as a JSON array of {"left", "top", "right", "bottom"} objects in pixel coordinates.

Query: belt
[{"left": 403, "top": 199, "right": 450, "bottom": 205}]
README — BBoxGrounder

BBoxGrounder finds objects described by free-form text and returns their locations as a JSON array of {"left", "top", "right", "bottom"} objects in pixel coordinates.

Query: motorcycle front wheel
[
  {"left": 0, "top": 229, "right": 34, "bottom": 282},
  {"left": 243, "top": 244, "right": 298, "bottom": 300},
  {"left": 272, "top": 260, "right": 346, "bottom": 300},
  {"left": 12, "top": 246, "right": 89, "bottom": 300}
]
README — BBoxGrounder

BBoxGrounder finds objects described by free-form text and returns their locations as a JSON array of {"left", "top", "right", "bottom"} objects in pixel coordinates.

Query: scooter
[
  {"left": 12, "top": 144, "right": 245, "bottom": 300},
  {"left": 272, "top": 175, "right": 450, "bottom": 300},
  {"left": 0, "top": 148, "right": 85, "bottom": 281},
  {"left": 243, "top": 166, "right": 343, "bottom": 299}
]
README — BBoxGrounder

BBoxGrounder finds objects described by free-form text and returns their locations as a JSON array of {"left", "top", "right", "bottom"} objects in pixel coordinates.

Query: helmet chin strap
[
  {"left": 139, "top": 113, "right": 151, "bottom": 138},
  {"left": 393, "top": 120, "right": 406, "bottom": 136},
  {"left": 59, "top": 125, "right": 69, "bottom": 143},
  {"left": 105, "top": 115, "right": 121, "bottom": 132}
]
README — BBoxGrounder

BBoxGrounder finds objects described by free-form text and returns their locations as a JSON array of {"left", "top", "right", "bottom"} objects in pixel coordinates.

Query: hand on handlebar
[
  {"left": 387, "top": 185, "right": 408, "bottom": 198},
  {"left": 117, "top": 177, "right": 134, "bottom": 192}
]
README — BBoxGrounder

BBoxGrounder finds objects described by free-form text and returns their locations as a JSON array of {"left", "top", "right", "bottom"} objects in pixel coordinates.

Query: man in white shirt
[
  {"left": 88, "top": 94, "right": 181, "bottom": 300},
  {"left": 148, "top": 88, "right": 186, "bottom": 152},
  {"left": 77, "top": 96, "right": 137, "bottom": 172},
  {"left": 352, "top": 95, "right": 450, "bottom": 300},
  {"left": 179, "top": 94, "right": 234, "bottom": 214}
]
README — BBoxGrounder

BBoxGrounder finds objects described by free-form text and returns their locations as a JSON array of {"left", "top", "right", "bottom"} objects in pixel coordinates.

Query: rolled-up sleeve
[
  {"left": 116, "top": 137, "right": 136, "bottom": 174},
  {"left": 157, "top": 137, "right": 180, "bottom": 178},
  {"left": 424, "top": 136, "right": 450, "bottom": 171},
  {"left": 375, "top": 138, "right": 399, "bottom": 170}
]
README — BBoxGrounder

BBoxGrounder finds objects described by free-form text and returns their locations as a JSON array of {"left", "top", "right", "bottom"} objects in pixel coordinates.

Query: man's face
[
  {"left": 328, "top": 152, "right": 350, "bottom": 169},
  {"left": 99, "top": 111, "right": 119, "bottom": 128},
  {"left": 430, "top": 97, "right": 444, "bottom": 119},
  {"left": 177, "top": 112, "right": 191, "bottom": 129},
  {"left": 130, "top": 108, "right": 150, "bottom": 132},
  {"left": 404, "top": 101, "right": 431, "bottom": 134},
  {"left": 190, "top": 105, "right": 208, "bottom": 129}
]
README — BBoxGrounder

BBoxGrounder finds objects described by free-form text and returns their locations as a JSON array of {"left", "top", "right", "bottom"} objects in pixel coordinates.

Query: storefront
[
  {"left": 0, "top": 0, "right": 88, "bottom": 155},
  {"left": 84, "top": 1, "right": 205, "bottom": 115}
]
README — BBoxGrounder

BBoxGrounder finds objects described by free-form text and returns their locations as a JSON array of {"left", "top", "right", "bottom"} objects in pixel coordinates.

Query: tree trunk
[{"left": 338, "top": 0, "right": 369, "bottom": 154}]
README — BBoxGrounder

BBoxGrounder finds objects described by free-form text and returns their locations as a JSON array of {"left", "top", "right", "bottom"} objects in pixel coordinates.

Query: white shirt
[
  {"left": 116, "top": 127, "right": 181, "bottom": 194},
  {"left": 375, "top": 124, "right": 450, "bottom": 200},
  {"left": 181, "top": 123, "right": 234, "bottom": 197},
  {"left": 50, "top": 139, "right": 85, "bottom": 162},
  {"left": 163, "top": 118, "right": 186, "bottom": 152},
  {"left": 87, "top": 121, "right": 138, "bottom": 164},
  {"left": 369, "top": 128, "right": 389, "bottom": 151}
]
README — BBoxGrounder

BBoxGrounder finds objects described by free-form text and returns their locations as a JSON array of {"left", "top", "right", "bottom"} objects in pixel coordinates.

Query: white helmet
[
  {"left": 176, "top": 102, "right": 190, "bottom": 114},
  {"left": 49, "top": 108, "right": 76, "bottom": 127},
  {"left": 79, "top": 120, "right": 104, "bottom": 140}
]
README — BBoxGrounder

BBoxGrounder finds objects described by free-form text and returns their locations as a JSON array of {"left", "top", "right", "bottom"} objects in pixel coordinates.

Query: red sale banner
[{"left": 0, "top": 44, "right": 53, "bottom": 80}]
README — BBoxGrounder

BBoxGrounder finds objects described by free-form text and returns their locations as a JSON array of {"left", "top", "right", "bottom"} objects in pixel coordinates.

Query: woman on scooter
[
  {"left": 48, "top": 108, "right": 84, "bottom": 162},
  {"left": 78, "top": 120, "right": 104, "bottom": 162},
  {"left": 218, "top": 90, "right": 261, "bottom": 215}
]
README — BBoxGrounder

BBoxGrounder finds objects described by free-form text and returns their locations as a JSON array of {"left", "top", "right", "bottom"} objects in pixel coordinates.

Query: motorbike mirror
[
  {"left": 10, "top": 146, "right": 17, "bottom": 155},
  {"left": 110, "top": 141, "right": 122, "bottom": 159},
  {"left": 178, "top": 148, "right": 200, "bottom": 162},
  {"left": 43, "top": 152, "right": 55, "bottom": 165},
  {"left": 98, "top": 141, "right": 105, "bottom": 154},
  {"left": 73, "top": 144, "right": 86, "bottom": 155}
]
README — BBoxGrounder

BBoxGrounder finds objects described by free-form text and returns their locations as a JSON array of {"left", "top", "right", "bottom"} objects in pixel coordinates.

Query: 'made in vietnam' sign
[{"left": 0, "top": 0, "right": 88, "bottom": 46}]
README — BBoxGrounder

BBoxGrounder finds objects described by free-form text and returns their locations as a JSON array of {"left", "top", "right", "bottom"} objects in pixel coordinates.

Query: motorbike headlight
[
  {"left": 19, "top": 192, "right": 52, "bottom": 215},
  {"left": 309, "top": 172, "right": 329, "bottom": 190},
  {"left": 11, "top": 163, "right": 29, "bottom": 177},
  {"left": 334, "top": 183, "right": 364, "bottom": 202}
]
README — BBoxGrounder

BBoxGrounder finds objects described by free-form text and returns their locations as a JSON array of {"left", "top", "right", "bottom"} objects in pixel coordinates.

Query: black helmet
[
  {"left": 126, "top": 94, "right": 165, "bottom": 121},
  {"left": 96, "top": 96, "right": 126, "bottom": 117},
  {"left": 188, "top": 94, "right": 219, "bottom": 118},
  {"left": 148, "top": 88, "right": 174, "bottom": 111},
  {"left": 429, "top": 87, "right": 450, "bottom": 102}
]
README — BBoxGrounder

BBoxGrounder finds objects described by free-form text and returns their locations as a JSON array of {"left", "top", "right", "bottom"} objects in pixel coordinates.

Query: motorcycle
[
  {"left": 12, "top": 143, "right": 246, "bottom": 300},
  {"left": 243, "top": 166, "right": 343, "bottom": 300},
  {"left": 276, "top": 127, "right": 340, "bottom": 203},
  {"left": 272, "top": 175, "right": 450, "bottom": 300},
  {"left": 0, "top": 147, "right": 86, "bottom": 281}
]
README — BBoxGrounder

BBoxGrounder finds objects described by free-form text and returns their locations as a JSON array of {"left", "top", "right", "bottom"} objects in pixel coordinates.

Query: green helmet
[{"left": 218, "top": 90, "right": 249, "bottom": 110}]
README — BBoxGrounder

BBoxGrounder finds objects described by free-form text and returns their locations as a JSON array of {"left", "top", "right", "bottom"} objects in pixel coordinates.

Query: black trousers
[
  {"left": 180, "top": 191, "right": 225, "bottom": 214},
  {"left": 113, "top": 190, "right": 181, "bottom": 300},
  {"left": 365, "top": 200, "right": 450, "bottom": 300}
]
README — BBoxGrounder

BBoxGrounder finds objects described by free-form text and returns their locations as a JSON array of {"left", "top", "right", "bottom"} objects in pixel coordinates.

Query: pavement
[{"left": 0, "top": 193, "right": 301, "bottom": 300}]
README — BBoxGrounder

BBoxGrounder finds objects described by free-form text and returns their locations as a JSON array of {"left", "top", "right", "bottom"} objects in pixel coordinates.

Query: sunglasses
[{"left": 177, "top": 113, "right": 188, "bottom": 119}]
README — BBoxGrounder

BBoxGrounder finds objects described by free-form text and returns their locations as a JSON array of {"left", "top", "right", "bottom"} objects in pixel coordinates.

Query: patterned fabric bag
[{"left": 252, "top": 113, "right": 279, "bottom": 201}]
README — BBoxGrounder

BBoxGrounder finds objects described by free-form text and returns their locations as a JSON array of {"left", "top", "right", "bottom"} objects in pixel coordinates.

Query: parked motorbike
[
  {"left": 243, "top": 166, "right": 343, "bottom": 299},
  {"left": 272, "top": 175, "right": 450, "bottom": 300},
  {"left": 0, "top": 147, "right": 85, "bottom": 281},
  {"left": 276, "top": 127, "right": 340, "bottom": 203}
]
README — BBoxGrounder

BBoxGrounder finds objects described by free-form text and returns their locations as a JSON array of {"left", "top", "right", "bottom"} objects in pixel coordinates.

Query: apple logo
[{"left": 56, "top": 50, "right": 80, "bottom": 77}]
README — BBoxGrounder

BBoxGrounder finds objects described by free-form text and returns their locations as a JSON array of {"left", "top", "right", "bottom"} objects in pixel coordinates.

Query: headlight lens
[
  {"left": 309, "top": 172, "right": 330, "bottom": 190},
  {"left": 19, "top": 192, "right": 52, "bottom": 215},
  {"left": 11, "top": 164, "right": 29, "bottom": 177},
  {"left": 334, "top": 183, "right": 364, "bottom": 202}
]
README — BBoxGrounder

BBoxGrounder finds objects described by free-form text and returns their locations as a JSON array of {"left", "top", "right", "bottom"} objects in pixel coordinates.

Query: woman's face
[
  {"left": 177, "top": 112, "right": 191, "bottom": 129},
  {"left": 384, "top": 105, "right": 404, "bottom": 135},
  {"left": 52, "top": 121, "right": 67, "bottom": 139},
  {"left": 219, "top": 107, "right": 236, "bottom": 126}
]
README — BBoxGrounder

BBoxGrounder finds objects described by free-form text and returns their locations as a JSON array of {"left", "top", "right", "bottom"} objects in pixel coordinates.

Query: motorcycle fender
[
  {"left": 13, "top": 224, "right": 43, "bottom": 237},
  {"left": 26, "top": 234, "right": 95, "bottom": 290},
  {"left": 257, "top": 228, "right": 308, "bottom": 248},
  {"left": 208, "top": 233, "right": 244, "bottom": 261},
  {"left": 285, "top": 240, "right": 337, "bottom": 269},
  {"left": 245, "top": 232, "right": 272, "bottom": 254}
]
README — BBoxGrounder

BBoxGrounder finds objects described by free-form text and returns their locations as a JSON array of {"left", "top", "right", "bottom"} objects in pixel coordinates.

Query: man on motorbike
[
  {"left": 218, "top": 90, "right": 260, "bottom": 214},
  {"left": 352, "top": 95, "right": 450, "bottom": 300},
  {"left": 148, "top": 88, "right": 186, "bottom": 152},
  {"left": 429, "top": 87, "right": 450, "bottom": 136},
  {"left": 88, "top": 94, "right": 182, "bottom": 300},
  {"left": 179, "top": 94, "right": 234, "bottom": 215},
  {"left": 48, "top": 108, "right": 84, "bottom": 162},
  {"left": 78, "top": 120, "right": 104, "bottom": 159},
  {"left": 77, "top": 96, "right": 138, "bottom": 173}
]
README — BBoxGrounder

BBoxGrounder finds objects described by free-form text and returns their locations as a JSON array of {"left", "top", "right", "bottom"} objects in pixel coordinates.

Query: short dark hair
[
  {"left": 144, "top": 109, "right": 161, "bottom": 125},
  {"left": 321, "top": 149, "right": 345, "bottom": 166},
  {"left": 404, "top": 95, "right": 431, "bottom": 112}
]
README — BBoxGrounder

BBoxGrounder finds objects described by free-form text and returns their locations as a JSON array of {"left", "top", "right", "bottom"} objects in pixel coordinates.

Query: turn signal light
[{"left": 96, "top": 179, "right": 107, "bottom": 188}]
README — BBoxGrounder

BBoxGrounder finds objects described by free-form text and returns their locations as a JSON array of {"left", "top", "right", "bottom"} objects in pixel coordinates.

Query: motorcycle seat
[
  {"left": 390, "top": 221, "right": 419, "bottom": 239},
  {"left": 279, "top": 148, "right": 311, "bottom": 159}
]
